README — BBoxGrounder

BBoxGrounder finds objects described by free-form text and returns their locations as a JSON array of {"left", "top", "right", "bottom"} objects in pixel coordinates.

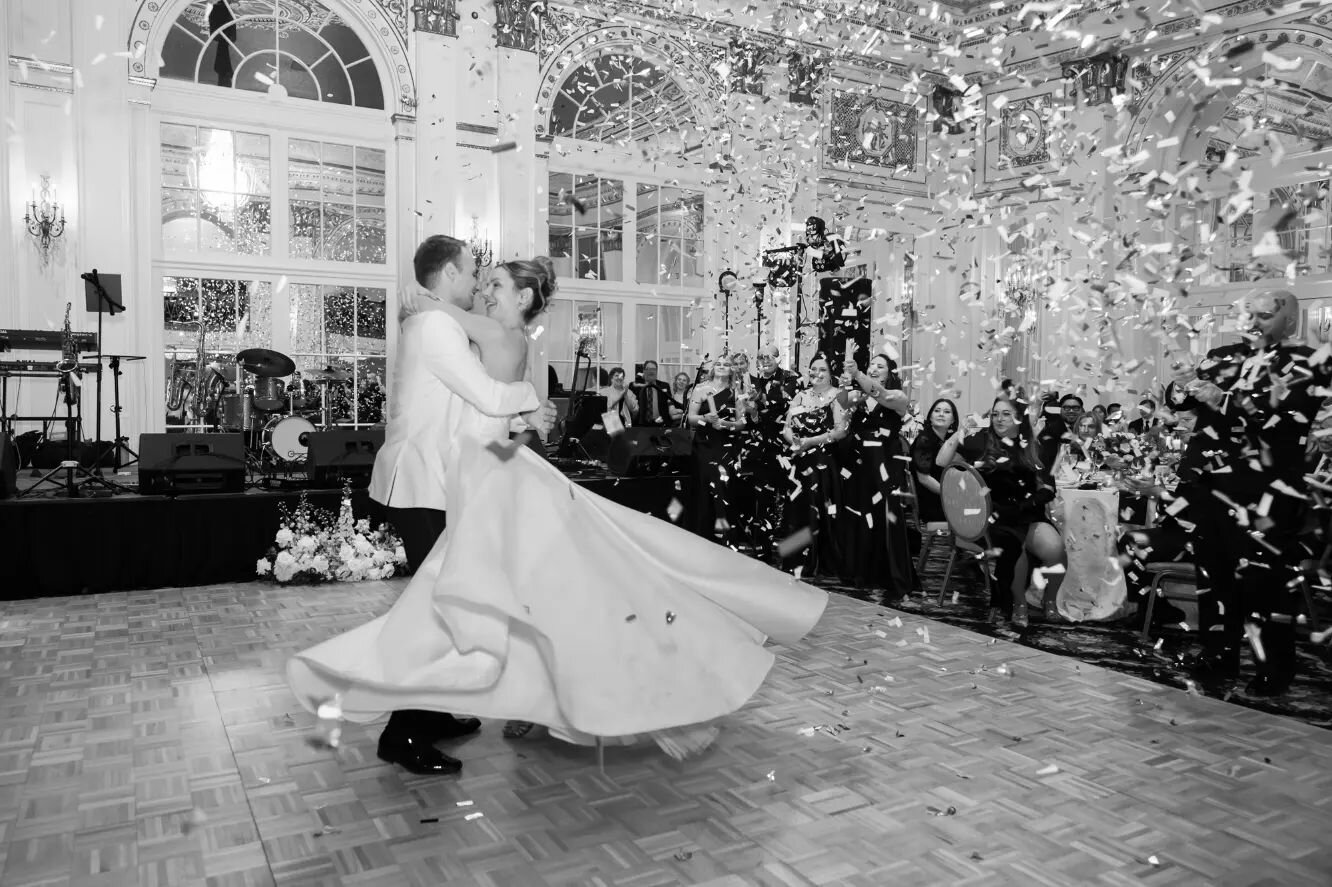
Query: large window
[
  {"left": 635, "top": 304, "right": 696, "bottom": 384},
  {"left": 548, "top": 53, "right": 703, "bottom": 157},
  {"left": 545, "top": 299, "right": 624, "bottom": 392},
  {"left": 548, "top": 173, "right": 625, "bottom": 282},
  {"left": 161, "top": 125, "right": 271, "bottom": 255},
  {"left": 159, "top": 0, "right": 384, "bottom": 109},
  {"left": 289, "top": 284, "right": 387, "bottom": 425},
  {"left": 635, "top": 184, "right": 703, "bottom": 287},
  {"left": 288, "top": 140, "right": 386, "bottom": 264}
]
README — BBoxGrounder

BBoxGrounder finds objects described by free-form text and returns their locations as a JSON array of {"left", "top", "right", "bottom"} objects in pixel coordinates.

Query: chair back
[{"left": 940, "top": 464, "right": 992, "bottom": 542}]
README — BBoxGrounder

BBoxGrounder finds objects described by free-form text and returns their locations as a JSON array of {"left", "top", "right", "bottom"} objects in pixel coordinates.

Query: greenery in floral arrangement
[{"left": 256, "top": 483, "right": 408, "bottom": 584}]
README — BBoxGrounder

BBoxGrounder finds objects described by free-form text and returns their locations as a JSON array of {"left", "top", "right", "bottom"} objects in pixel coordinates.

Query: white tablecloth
[{"left": 1052, "top": 487, "right": 1129, "bottom": 622}]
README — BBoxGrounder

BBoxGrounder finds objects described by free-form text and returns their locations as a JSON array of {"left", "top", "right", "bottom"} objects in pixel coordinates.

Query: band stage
[{"left": 0, "top": 468, "right": 695, "bottom": 599}]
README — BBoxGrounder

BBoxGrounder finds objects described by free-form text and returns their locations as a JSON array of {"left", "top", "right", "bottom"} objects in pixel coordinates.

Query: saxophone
[
  {"left": 164, "top": 321, "right": 203, "bottom": 424},
  {"left": 57, "top": 302, "right": 81, "bottom": 406}
]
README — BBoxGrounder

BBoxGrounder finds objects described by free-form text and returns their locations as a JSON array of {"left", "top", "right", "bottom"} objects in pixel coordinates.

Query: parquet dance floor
[{"left": 1, "top": 581, "right": 1330, "bottom": 887}]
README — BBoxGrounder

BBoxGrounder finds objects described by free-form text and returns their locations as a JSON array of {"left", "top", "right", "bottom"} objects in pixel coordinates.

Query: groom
[{"left": 370, "top": 234, "right": 553, "bottom": 775}]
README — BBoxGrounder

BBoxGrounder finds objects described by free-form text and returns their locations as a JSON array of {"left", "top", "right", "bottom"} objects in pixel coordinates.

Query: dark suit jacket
[{"left": 629, "top": 380, "right": 672, "bottom": 426}]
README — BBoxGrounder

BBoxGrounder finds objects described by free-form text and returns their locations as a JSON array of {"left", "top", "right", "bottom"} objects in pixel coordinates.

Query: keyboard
[
  {"left": 0, "top": 360, "right": 101, "bottom": 375},
  {"left": 0, "top": 328, "right": 97, "bottom": 352}
]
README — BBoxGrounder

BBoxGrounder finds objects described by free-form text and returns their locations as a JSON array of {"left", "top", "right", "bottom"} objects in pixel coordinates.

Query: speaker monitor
[
  {"left": 306, "top": 429, "right": 384, "bottom": 488},
  {"left": 607, "top": 427, "right": 674, "bottom": 477},
  {"left": 138, "top": 433, "right": 245, "bottom": 495},
  {"left": 29, "top": 438, "right": 115, "bottom": 470}
]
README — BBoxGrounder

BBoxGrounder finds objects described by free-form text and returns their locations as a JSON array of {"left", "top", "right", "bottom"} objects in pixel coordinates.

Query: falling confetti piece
[
  {"left": 765, "top": 770, "right": 776, "bottom": 781},
  {"left": 456, "top": 800, "right": 474, "bottom": 807},
  {"left": 1036, "top": 764, "right": 1059, "bottom": 775},
  {"left": 665, "top": 611, "right": 676, "bottom": 624},
  {"left": 464, "top": 812, "right": 484, "bottom": 821},
  {"left": 927, "top": 805, "right": 958, "bottom": 816},
  {"left": 1147, "top": 855, "right": 1160, "bottom": 865},
  {"left": 674, "top": 851, "right": 693, "bottom": 861}
]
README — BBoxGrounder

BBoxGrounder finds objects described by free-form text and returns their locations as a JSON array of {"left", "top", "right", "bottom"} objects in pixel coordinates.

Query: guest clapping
[
  {"left": 781, "top": 354, "right": 848, "bottom": 578},
  {"left": 910, "top": 398, "right": 959, "bottom": 523}
]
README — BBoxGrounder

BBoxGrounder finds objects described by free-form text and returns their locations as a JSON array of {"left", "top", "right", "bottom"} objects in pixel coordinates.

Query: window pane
[
  {"left": 290, "top": 200, "right": 321, "bottom": 258},
  {"left": 600, "top": 302, "right": 622, "bottom": 362},
  {"left": 290, "top": 284, "right": 324, "bottom": 354},
  {"left": 600, "top": 230, "right": 624, "bottom": 282},
  {"left": 682, "top": 238, "right": 704, "bottom": 288},
  {"left": 636, "top": 304, "right": 659, "bottom": 362},
  {"left": 600, "top": 177, "right": 625, "bottom": 231},
  {"left": 355, "top": 288, "right": 387, "bottom": 354},
  {"left": 546, "top": 299, "right": 574, "bottom": 362},
  {"left": 636, "top": 232, "right": 661, "bottom": 285},
  {"left": 322, "top": 143, "right": 355, "bottom": 200}
]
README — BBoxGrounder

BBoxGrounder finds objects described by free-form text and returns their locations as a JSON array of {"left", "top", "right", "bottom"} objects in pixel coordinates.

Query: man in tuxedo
[
  {"left": 630, "top": 360, "right": 672, "bottom": 427},
  {"left": 1036, "top": 393, "right": 1082, "bottom": 479},
  {"left": 743, "top": 344, "right": 799, "bottom": 559},
  {"left": 1127, "top": 397, "right": 1158, "bottom": 434},
  {"left": 368, "top": 234, "right": 552, "bottom": 774}
]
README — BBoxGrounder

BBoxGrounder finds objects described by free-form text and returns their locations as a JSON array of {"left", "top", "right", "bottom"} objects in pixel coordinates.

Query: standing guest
[
  {"left": 630, "top": 360, "right": 672, "bottom": 427},
  {"left": 781, "top": 354, "right": 849, "bottom": 578},
  {"left": 668, "top": 372, "right": 692, "bottom": 425},
  {"left": 1127, "top": 397, "right": 1159, "bottom": 434},
  {"left": 742, "top": 344, "right": 799, "bottom": 560},
  {"left": 597, "top": 367, "right": 638, "bottom": 428},
  {"left": 688, "top": 361, "right": 745, "bottom": 545},
  {"left": 838, "top": 354, "right": 915, "bottom": 599},
  {"left": 936, "top": 397, "right": 1065, "bottom": 627},
  {"left": 1091, "top": 404, "right": 1108, "bottom": 424},
  {"left": 911, "top": 398, "right": 959, "bottom": 523}
]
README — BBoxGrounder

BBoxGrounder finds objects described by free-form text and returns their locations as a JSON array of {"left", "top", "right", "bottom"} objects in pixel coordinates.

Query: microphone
[{"left": 80, "top": 269, "right": 100, "bottom": 282}]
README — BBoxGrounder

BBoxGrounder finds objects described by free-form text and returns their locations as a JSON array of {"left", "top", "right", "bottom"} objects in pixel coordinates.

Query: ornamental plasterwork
[
  {"left": 128, "top": 0, "right": 415, "bottom": 112},
  {"left": 997, "top": 95, "right": 1052, "bottom": 169},
  {"left": 412, "top": 0, "right": 458, "bottom": 36},
  {"left": 826, "top": 91, "right": 918, "bottom": 174}
]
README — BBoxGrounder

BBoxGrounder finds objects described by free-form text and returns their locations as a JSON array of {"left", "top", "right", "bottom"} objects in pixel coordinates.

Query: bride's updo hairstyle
[{"left": 499, "top": 259, "right": 552, "bottom": 323}]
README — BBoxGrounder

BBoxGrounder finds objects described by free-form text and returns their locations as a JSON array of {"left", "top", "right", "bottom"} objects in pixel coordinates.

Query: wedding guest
[
  {"left": 630, "top": 360, "right": 672, "bottom": 427},
  {"left": 597, "top": 367, "right": 638, "bottom": 428},
  {"left": 936, "top": 397, "right": 1065, "bottom": 627},
  {"left": 781, "top": 354, "right": 848, "bottom": 578},
  {"left": 743, "top": 345, "right": 799, "bottom": 560},
  {"left": 1051, "top": 411, "right": 1104, "bottom": 481},
  {"left": 688, "top": 361, "right": 745, "bottom": 545},
  {"left": 1091, "top": 404, "right": 1107, "bottom": 424},
  {"left": 668, "top": 372, "right": 692, "bottom": 425},
  {"left": 1127, "top": 397, "right": 1159, "bottom": 434},
  {"left": 1037, "top": 393, "right": 1083, "bottom": 479},
  {"left": 910, "top": 398, "right": 959, "bottom": 523},
  {"left": 838, "top": 354, "right": 916, "bottom": 599}
]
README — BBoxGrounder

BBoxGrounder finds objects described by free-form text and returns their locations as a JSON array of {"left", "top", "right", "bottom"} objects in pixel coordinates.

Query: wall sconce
[
  {"left": 24, "top": 176, "right": 66, "bottom": 259},
  {"left": 469, "top": 215, "right": 493, "bottom": 268}
]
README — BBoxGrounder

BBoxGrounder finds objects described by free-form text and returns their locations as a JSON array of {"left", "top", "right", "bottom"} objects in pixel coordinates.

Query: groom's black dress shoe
[
  {"left": 377, "top": 732, "right": 463, "bottom": 775},
  {"left": 432, "top": 714, "right": 481, "bottom": 739}
]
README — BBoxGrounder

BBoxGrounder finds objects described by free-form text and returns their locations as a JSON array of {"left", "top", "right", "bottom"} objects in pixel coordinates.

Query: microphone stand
[{"left": 78, "top": 269, "right": 131, "bottom": 494}]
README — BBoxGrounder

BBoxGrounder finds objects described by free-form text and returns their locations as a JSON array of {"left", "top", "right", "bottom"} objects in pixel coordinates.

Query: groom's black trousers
[
  {"left": 384, "top": 505, "right": 452, "bottom": 739},
  {"left": 388, "top": 506, "right": 448, "bottom": 571}
]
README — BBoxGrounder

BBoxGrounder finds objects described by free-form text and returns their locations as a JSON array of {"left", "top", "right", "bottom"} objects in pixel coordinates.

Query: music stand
[{"left": 81, "top": 270, "right": 131, "bottom": 492}]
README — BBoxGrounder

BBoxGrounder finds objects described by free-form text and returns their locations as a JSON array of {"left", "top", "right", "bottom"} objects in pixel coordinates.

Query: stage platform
[
  {"left": 0, "top": 583, "right": 1327, "bottom": 886},
  {"left": 0, "top": 465, "right": 694, "bottom": 599}
]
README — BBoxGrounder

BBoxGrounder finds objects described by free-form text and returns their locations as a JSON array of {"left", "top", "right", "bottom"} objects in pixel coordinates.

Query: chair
[
  {"left": 1138, "top": 560, "right": 1322, "bottom": 642},
  {"left": 938, "top": 464, "right": 994, "bottom": 606},
  {"left": 909, "top": 472, "right": 952, "bottom": 574}
]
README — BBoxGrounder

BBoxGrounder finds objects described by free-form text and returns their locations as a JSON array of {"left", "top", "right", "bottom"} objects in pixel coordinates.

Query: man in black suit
[
  {"left": 1127, "top": 397, "right": 1158, "bottom": 434},
  {"left": 1036, "top": 393, "right": 1082, "bottom": 478},
  {"left": 741, "top": 345, "right": 799, "bottom": 560},
  {"left": 630, "top": 360, "right": 673, "bottom": 427}
]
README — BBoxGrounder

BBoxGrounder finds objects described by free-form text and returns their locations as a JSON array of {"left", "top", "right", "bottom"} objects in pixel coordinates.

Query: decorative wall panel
[{"left": 827, "top": 91, "right": 917, "bottom": 174}]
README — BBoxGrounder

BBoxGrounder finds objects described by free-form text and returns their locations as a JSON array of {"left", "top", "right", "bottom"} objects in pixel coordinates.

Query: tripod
[
  {"left": 107, "top": 355, "right": 140, "bottom": 469},
  {"left": 19, "top": 369, "right": 98, "bottom": 498},
  {"left": 79, "top": 270, "right": 131, "bottom": 493}
]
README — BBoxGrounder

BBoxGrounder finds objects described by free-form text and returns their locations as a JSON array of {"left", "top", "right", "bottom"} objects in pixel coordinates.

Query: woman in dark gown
[
  {"left": 837, "top": 355, "right": 917, "bottom": 599},
  {"left": 781, "top": 355, "right": 848, "bottom": 578},
  {"left": 687, "top": 361, "right": 745, "bottom": 545},
  {"left": 910, "top": 398, "right": 959, "bottom": 523}
]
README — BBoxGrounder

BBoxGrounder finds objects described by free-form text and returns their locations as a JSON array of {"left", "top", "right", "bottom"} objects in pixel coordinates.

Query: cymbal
[
  {"left": 304, "top": 366, "right": 351, "bottom": 383},
  {"left": 87, "top": 354, "right": 147, "bottom": 362},
  {"left": 207, "top": 360, "right": 238, "bottom": 382},
  {"left": 237, "top": 348, "right": 296, "bottom": 378}
]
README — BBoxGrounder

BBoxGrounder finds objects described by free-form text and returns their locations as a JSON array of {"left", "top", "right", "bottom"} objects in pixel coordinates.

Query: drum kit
[{"left": 209, "top": 348, "right": 352, "bottom": 472}]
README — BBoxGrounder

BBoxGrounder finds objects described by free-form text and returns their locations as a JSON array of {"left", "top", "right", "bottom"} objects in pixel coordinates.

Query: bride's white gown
[{"left": 287, "top": 434, "right": 828, "bottom": 752}]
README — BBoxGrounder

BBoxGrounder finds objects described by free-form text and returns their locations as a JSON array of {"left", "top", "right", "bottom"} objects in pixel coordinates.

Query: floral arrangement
[{"left": 257, "top": 484, "right": 407, "bottom": 584}]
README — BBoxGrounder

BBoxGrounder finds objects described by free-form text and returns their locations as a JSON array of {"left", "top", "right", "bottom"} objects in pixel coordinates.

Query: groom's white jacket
[{"left": 369, "top": 308, "right": 538, "bottom": 511}]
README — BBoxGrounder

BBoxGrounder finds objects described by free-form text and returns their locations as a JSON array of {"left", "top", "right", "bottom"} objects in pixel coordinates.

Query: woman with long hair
[
  {"left": 910, "top": 398, "right": 959, "bottom": 524},
  {"left": 837, "top": 354, "right": 916, "bottom": 599},
  {"left": 935, "top": 396, "right": 1065, "bottom": 626},
  {"left": 687, "top": 360, "right": 746, "bottom": 545},
  {"left": 668, "top": 371, "right": 692, "bottom": 425},
  {"left": 781, "top": 354, "right": 849, "bottom": 579}
]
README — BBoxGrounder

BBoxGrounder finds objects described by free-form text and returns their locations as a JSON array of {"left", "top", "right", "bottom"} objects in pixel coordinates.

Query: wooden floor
[{"left": 0, "top": 582, "right": 1329, "bottom": 887}]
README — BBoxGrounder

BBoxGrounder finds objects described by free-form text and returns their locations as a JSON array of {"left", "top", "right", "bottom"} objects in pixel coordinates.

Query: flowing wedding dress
[{"left": 287, "top": 432, "right": 829, "bottom": 754}]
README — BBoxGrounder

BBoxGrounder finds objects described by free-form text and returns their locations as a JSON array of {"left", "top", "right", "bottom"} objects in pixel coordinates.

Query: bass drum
[{"left": 264, "top": 415, "right": 315, "bottom": 462}]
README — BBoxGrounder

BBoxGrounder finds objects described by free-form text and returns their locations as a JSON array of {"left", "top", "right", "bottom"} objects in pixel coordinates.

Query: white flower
[
  {"left": 275, "top": 528, "right": 294, "bottom": 548},
  {"left": 339, "top": 543, "right": 355, "bottom": 564},
  {"left": 354, "top": 518, "right": 371, "bottom": 534},
  {"left": 274, "top": 551, "right": 297, "bottom": 583},
  {"left": 256, "top": 558, "right": 272, "bottom": 576},
  {"left": 377, "top": 564, "right": 396, "bottom": 580},
  {"left": 372, "top": 549, "right": 391, "bottom": 565},
  {"left": 297, "top": 535, "right": 318, "bottom": 553},
  {"left": 353, "top": 535, "right": 374, "bottom": 556},
  {"left": 394, "top": 546, "right": 407, "bottom": 564},
  {"left": 311, "top": 555, "right": 330, "bottom": 575}
]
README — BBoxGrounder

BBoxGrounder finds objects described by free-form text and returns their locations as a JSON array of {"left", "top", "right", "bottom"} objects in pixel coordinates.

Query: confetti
[
  {"left": 1036, "top": 764, "right": 1059, "bottom": 775},
  {"left": 464, "top": 812, "right": 484, "bottom": 821}
]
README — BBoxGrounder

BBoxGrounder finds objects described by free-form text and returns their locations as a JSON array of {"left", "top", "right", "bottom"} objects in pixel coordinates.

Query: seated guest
[
  {"left": 688, "top": 362, "right": 745, "bottom": 545},
  {"left": 936, "top": 397, "right": 1066, "bottom": 627},
  {"left": 837, "top": 354, "right": 915, "bottom": 599},
  {"left": 668, "top": 372, "right": 692, "bottom": 425},
  {"left": 911, "top": 398, "right": 959, "bottom": 523},
  {"left": 1091, "top": 404, "right": 1108, "bottom": 424},
  {"left": 1051, "top": 411, "right": 1104, "bottom": 482},
  {"left": 597, "top": 367, "right": 638, "bottom": 428},
  {"left": 1036, "top": 393, "right": 1082, "bottom": 480},
  {"left": 782, "top": 354, "right": 849, "bottom": 579},
  {"left": 1127, "top": 397, "right": 1158, "bottom": 434},
  {"left": 630, "top": 360, "right": 672, "bottom": 427},
  {"left": 1105, "top": 402, "right": 1126, "bottom": 430}
]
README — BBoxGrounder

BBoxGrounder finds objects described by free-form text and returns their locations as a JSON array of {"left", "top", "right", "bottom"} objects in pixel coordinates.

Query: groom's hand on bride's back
[{"left": 521, "top": 400, "right": 557, "bottom": 438}]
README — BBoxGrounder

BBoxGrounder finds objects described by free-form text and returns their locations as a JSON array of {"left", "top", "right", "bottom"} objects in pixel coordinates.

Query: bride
[{"left": 287, "top": 259, "right": 828, "bottom": 759}]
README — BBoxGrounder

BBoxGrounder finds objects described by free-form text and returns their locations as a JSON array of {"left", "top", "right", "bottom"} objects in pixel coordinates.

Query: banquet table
[{"left": 1051, "top": 485, "right": 1131, "bottom": 622}]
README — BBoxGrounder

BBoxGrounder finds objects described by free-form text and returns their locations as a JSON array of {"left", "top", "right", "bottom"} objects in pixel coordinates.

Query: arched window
[
  {"left": 151, "top": 0, "right": 393, "bottom": 433},
  {"left": 548, "top": 53, "right": 703, "bottom": 156},
  {"left": 159, "top": 0, "right": 384, "bottom": 109}
]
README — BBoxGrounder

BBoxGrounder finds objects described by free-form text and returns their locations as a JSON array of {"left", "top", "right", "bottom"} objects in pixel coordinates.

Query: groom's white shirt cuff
[{"left": 419, "top": 311, "right": 539, "bottom": 417}]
